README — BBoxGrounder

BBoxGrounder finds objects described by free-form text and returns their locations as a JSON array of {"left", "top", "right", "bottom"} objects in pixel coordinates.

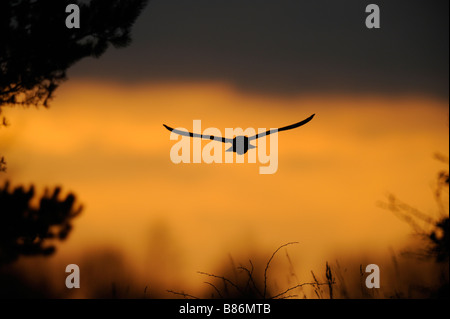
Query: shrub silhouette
[
  {"left": 379, "top": 152, "right": 449, "bottom": 298},
  {"left": 383, "top": 154, "right": 449, "bottom": 264},
  {"left": 0, "top": 181, "right": 82, "bottom": 265}
]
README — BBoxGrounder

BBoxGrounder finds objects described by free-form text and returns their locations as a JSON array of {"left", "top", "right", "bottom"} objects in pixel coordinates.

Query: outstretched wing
[
  {"left": 163, "top": 124, "right": 232, "bottom": 143},
  {"left": 248, "top": 114, "right": 315, "bottom": 141}
]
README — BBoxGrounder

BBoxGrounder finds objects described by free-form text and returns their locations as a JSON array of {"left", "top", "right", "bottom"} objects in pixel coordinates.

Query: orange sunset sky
[
  {"left": 0, "top": 0, "right": 448, "bottom": 298},
  {"left": 1, "top": 80, "right": 448, "bottom": 297}
]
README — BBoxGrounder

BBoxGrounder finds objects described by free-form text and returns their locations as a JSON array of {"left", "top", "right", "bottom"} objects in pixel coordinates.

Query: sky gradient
[{"left": 0, "top": 0, "right": 448, "bottom": 298}]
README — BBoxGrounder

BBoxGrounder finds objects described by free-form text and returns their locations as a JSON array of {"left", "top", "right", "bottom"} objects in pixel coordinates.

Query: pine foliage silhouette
[{"left": 0, "top": 181, "right": 82, "bottom": 265}]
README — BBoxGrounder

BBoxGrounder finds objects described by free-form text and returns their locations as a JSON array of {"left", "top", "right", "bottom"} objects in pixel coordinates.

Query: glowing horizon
[{"left": 1, "top": 80, "right": 448, "bottom": 297}]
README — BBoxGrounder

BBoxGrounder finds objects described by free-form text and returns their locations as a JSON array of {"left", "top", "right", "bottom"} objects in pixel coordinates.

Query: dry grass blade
[
  {"left": 167, "top": 290, "right": 200, "bottom": 299},
  {"left": 204, "top": 281, "right": 223, "bottom": 299},
  {"left": 198, "top": 271, "right": 244, "bottom": 296},
  {"left": 237, "top": 259, "right": 264, "bottom": 298},
  {"left": 311, "top": 270, "right": 323, "bottom": 298},
  {"left": 264, "top": 242, "right": 299, "bottom": 298},
  {"left": 276, "top": 294, "right": 298, "bottom": 299},
  {"left": 325, "top": 262, "right": 334, "bottom": 299},
  {"left": 271, "top": 282, "right": 329, "bottom": 299}
]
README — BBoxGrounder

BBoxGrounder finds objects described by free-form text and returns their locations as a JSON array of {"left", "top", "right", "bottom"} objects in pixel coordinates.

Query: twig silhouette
[
  {"left": 271, "top": 282, "right": 329, "bottom": 299},
  {"left": 326, "top": 262, "right": 334, "bottom": 299},
  {"left": 204, "top": 282, "right": 223, "bottom": 299},
  {"left": 237, "top": 260, "right": 263, "bottom": 298},
  {"left": 167, "top": 290, "right": 199, "bottom": 299},
  {"left": 197, "top": 271, "right": 244, "bottom": 296},
  {"left": 263, "top": 242, "right": 299, "bottom": 298}
]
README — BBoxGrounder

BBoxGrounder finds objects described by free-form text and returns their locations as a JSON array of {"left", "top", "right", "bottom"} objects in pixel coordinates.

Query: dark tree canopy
[{"left": 0, "top": 0, "right": 148, "bottom": 111}]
